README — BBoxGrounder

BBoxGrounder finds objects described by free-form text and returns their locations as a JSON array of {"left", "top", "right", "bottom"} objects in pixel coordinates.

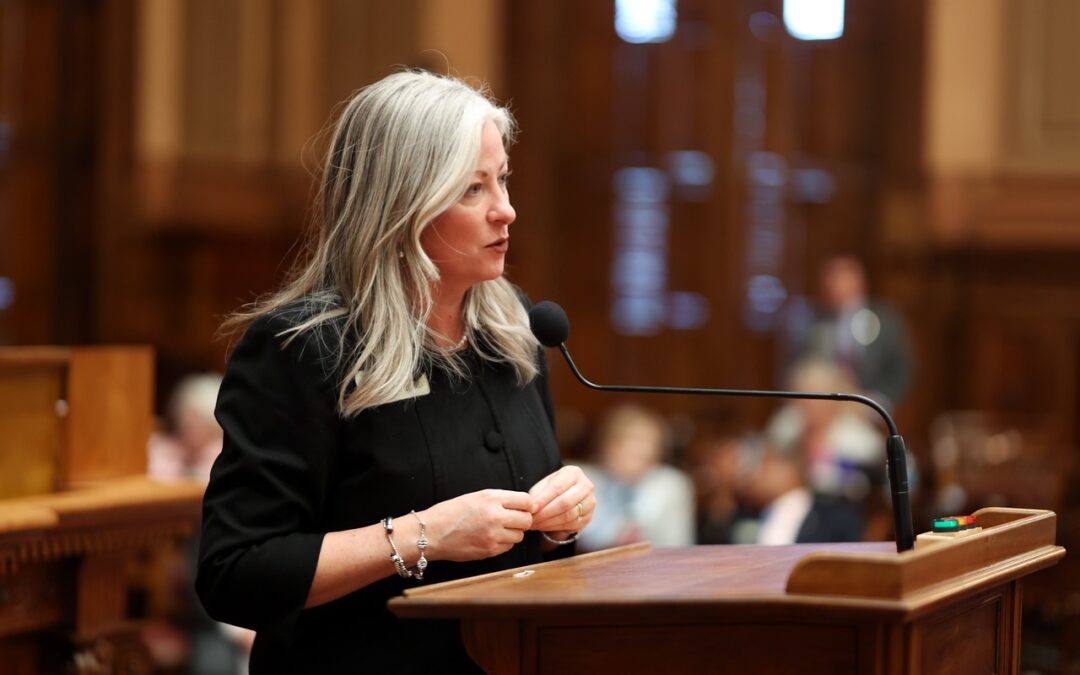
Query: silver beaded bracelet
[
  {"left": 381, "top": 514, "right": 429, "bottom": 580},
  {"left": 541, "top": 530, "right": 580, "bottom": 546},
  {"left": 381, "top": 516, "right": 413, "bottom": 578},
  {"left": 410, "top": 510, "right": 429, "bottom": 580}
]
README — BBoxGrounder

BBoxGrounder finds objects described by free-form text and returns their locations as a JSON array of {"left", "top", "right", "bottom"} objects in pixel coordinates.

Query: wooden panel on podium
[{"left": 390, "top": 508, "right": 1065, "bottom": 675}]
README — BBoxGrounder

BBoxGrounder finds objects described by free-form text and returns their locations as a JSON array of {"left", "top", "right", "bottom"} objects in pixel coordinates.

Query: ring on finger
[{"left": 575, "top": 502, "right": 584, "bottom": 522}]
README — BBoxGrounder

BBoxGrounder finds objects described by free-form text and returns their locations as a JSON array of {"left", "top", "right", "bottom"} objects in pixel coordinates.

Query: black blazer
[{"left": 196, "top": 305, "right": 564, "bottom": 674}]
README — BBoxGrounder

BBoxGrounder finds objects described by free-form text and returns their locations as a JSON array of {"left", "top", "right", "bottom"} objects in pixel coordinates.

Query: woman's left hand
[{"left": 528, "top": 465, "right": 595, "bottom": 534}]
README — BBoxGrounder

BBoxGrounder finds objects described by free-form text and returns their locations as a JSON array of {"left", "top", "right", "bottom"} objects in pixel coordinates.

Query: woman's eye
[
  {"left": 464, "top": 183, "right": 482, "bottom": 197},
  {"left": 498, "top": 172, "right": 511, "bottom": 186}
]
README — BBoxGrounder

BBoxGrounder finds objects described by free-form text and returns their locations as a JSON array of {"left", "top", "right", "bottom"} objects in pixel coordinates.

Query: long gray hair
[{"left": 223, "top": 70, "right": 539, "bottom": 415}]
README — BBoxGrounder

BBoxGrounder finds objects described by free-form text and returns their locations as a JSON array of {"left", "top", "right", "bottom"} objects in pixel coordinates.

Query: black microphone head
[{"left": 529, "top": 301, "right": 570, "bottom": 347}]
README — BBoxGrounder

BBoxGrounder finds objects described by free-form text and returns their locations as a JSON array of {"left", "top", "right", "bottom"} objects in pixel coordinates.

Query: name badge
[{"left": 353, "top": 371, "right": 431, "bottom": 404}]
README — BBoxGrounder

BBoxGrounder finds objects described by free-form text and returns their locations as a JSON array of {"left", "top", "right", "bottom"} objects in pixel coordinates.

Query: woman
[
  {"left": 577, "top": 403, "right": 695, "bottom": 551},
  {"left": 196, "top": 70, "right": 595, "bottom": 674}
]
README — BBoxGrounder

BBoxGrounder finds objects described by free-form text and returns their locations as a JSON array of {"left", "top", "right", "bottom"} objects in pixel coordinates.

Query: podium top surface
[
  {"left": 389, "top": 508, "right": 1064, "bottom": 621},
  {"left": 391, "top": 542, "right": 887, "bottom": 618}
]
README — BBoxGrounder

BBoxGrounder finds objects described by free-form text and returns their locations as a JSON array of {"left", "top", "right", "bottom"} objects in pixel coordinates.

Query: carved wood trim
[{"left": 0, "top": 478, "right": 203, "bottom": 575}]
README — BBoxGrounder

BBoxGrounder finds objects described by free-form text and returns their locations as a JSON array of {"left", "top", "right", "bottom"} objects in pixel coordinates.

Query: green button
[{"left": 932, "top": 518, "right": 959, "bottom": 532}]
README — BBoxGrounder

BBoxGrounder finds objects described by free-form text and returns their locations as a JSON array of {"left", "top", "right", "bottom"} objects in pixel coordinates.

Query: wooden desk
[
  {"left": 390, "top": 507, "right": 1065, "bottom": 674},
  {"left": 0, "top": 477, "right": 204, "bottom": 673},
  {"left": 0, "top": 347, "right": 204, "bottom": 673}
]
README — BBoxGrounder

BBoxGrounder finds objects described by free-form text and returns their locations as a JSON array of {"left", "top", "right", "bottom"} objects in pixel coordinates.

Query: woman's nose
[{"left": 489, "top": 194, "right": 516, "bottom": 227}]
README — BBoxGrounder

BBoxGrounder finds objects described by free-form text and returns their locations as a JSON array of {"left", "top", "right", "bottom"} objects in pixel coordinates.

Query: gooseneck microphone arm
[
  {"left": 558, "top": 343, "right": 897, "bottom": 433},
  {"left": 530, "top": 301, "right": 914, "bottom": 553}
]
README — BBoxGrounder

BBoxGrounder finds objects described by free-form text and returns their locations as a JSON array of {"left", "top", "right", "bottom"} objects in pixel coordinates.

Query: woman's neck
[{"left": 427, "top": 288, "right": 467, "bottom": 348}]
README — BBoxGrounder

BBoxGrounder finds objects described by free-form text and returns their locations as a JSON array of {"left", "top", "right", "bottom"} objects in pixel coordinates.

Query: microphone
[{"left": 529, "top": 300, "right": 915, "bottom": 553}]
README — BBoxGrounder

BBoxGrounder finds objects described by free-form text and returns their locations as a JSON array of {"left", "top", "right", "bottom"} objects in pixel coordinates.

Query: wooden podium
[{"left": 390, "top": 507, "right": 1064, "bottom": 674}]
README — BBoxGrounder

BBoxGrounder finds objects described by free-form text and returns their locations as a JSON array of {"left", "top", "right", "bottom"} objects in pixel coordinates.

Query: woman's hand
[
  {"left": 421, "top": 489, "right": 534, "bottom": 562},
  {"left": 528, "top": 465, "right": 595, "bottom": 536}
]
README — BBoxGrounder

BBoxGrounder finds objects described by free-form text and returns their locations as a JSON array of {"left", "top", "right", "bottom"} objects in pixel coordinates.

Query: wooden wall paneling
[
  {"left": 327, "top": 0, "right": 373, "bottom": 116},
  {"left": 183, "top": 0, "right": 243, "bottom": 163},
  {"left": 0, "top": 0, "right": 118, "bottom": 347},
  {"left": 276, "top": 0, "right": 327, "bottom": 167},
  {"left": 2, "top": 1, "right": 62, "bottom": 345},
  {"left": 881, "top": 251, "right": 963, "bottom": 456},
  {"left": 0, "top": 3, "right": 13, "bottom": 345},
  {"left": 561, "top": 0, "right": 616, "bottom": 423},
  {"left": 725, "top": 0, "right": 787, "bottom": 427},
  {"left": 906, "top": 247, "right": 1080, "bottom": 524},
  {"left": 657, "top": 0, "right": 736, "bottom": 423},
  {"left": 878, "top": 0, "right": 928, "bottom": 247},
  {"left": 503, "top": 0, "right": 926, "bottom": 441},
  {"left": 781, "top": 0, "right": 891, "bottom": 286},
  {"left": 695, "top": 0, "right": 741, "bottom": 425},
  {"left": 1007, "top": 0, "right": 1080, "bottom": 173},
  {"left": 106, "top": 0, "right": 432, "bottom": 402},
  {"left": 135, "top": 0, "right": 184, "bottom": 165},
  {"left": 0, "top": 638, "right": 42, "bottom": 675},
  {"left": 875, "top": 0, "right": 939, "bottom": 463},
  {"left": 417, "top": 0, "right": 502, "bottom": 94},
  {"left": 52, "top": 1, "right": 101, "bottom": 345},
  {"left": 236, "top": 0, "right": 274, "bottom": 166},
  {"left": 502, "top": 1, "right": 587, "bottom": 445},
  {"left": 500, "top": 1, "right": 559, "bottom": 303},
  {"left": 95, "top": 0, "right": 137, "bottom": 352},
  {"left": 506, "top": 0, "right": 750, "bottom": 428},
  {"left": 923, "top": 0, "right": 1080, "bottom": 253},
  {"left": 504, "top": 0, "right": 616, "bottom": 426}
]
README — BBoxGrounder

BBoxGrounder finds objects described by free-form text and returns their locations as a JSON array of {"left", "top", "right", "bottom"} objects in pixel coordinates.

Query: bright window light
[
  {"left": 615, "top": 0, "right": 677, "bottom": 44},
  {"left": 783, "top": 0, "right": 845, "bottom": 41}
]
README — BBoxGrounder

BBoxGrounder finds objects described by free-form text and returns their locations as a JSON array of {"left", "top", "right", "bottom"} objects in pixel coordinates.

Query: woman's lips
[{"left": 487, "top": 238, "right": 509, "bottom": 253}]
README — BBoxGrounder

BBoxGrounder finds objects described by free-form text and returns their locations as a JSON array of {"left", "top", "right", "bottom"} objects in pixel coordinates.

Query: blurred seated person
[
  {"left": 148, "top": 373, "right": 225, "bottom": 482},
  {"left": 693, "top": 434, "right": 744, "bottom": 545},
  {"left": 766, "top": 357, "right": 885, "bottom": 502},
  {"left": 732, "top": 445, "right": 864, "bottom": 545},
  {"left": 786, "top": 254, "right": 913, "bottom": 411},
  {"left": 577, "top": 404, "right": 695, "bottom": 550},
  {"left": 145, "top": 373, "right": 253, "bottom": 675}
]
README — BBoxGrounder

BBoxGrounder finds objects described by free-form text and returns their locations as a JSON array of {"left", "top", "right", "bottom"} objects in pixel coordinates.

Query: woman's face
[{"left": 421, "top": 119, "right": 516, "bottom": 294}]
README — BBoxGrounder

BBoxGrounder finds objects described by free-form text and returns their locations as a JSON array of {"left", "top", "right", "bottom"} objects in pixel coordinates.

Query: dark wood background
[
  {"left": 4, "top": 0, "right": 1080, "bottom": 669},
  {"left": 3, "top": 0, "right": 1080, "bottom": 523}
]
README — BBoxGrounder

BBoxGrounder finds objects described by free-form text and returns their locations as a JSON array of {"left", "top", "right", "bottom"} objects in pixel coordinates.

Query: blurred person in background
[
  {"left": 577, "top": 403, "right": 695, "bottom": 550},
  {"left": 146, "top": 373, "right": 253, "bottom": 675},
  {"left": 786, "top": 254, "right": 914, "bottom": 411},
  {"left": 766, "top": 357, "right": 886, "bottom": 503},
  {"left": 694, "top": 433, "right": 758, "bottom": 545},
  {"left": 693, "top": 430, "right": 864, "bottom": 546},
  {"left": 732, "top": 444, "right": 864, "bottom": 545},
  {"left": 148, "top": 373, "right": 225, "bottom": 481}
]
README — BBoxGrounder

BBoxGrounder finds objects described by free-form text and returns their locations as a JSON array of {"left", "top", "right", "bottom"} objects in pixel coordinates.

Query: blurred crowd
[{"left": 575, "top": 254, "right": 915, "bottom": 552}]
